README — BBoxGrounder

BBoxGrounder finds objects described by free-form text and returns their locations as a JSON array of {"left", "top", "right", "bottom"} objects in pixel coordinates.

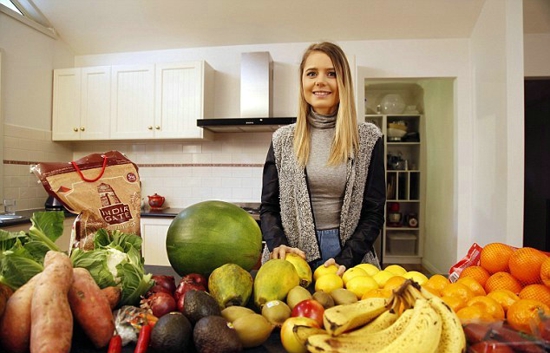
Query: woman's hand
[
  {"left": 324, "top": 258, "right": 346, "bottom": 276},
  {"left": 270, "top": 245, "right": 306, "bottom": 260}
]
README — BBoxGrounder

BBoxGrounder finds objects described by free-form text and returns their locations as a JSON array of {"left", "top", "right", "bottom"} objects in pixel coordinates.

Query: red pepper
[
  {"left": 134, "top": 323, "right": 152, "bottom": 353},
  {"left": 107, "top": 334, "right": 122, "bottom": 353}
]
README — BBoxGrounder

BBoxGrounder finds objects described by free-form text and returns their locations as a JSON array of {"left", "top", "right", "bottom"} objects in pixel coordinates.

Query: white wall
[
  {"left": 524, "top": 33, "right": 550, "bottom": 77},
  {"left": 469, "top": 0, "right": 524, "bottom": 253},
  {"left": 1, "top": 11, "right": 74, "bottom": 210}
]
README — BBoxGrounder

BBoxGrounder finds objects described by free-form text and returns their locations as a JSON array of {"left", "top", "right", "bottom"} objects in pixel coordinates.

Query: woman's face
[{"left": 302, "top": 51, "right": 339, "bottom": 116}]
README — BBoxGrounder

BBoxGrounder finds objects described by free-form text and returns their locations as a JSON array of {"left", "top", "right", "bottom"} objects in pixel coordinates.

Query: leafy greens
[
  {"left": 70, "top": 229, "right": 153, "bottom": 306},
  {"left": 0, "top": 211, "right": 64, "bottom": 289}
]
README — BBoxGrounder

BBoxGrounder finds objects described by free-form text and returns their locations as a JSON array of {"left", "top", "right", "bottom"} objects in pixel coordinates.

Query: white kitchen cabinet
[
  {"left": 52, "top": 66, "right": 111, "bottom": 140},
  {"left": 110, "top": 64, "right": 156, "bottom": 139},
  {"left": 140, "top": 217, "right": 172, "bottom": 266},
  {"left": 154, "top": 61, "right": 214, "bottom": 139}
]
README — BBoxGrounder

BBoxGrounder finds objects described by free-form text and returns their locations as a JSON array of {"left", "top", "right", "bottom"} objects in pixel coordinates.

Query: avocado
[
  {"left": 193, "top": 315, "right": 242, "bottom": 353},
  {"left": 150, "top": 312, "right": 192, "bottom": 353},
  {"left": 183, "top": 289, "right": 222, "bottom": 324}
]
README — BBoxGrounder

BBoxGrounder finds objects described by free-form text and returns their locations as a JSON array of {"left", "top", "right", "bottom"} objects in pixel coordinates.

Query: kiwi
[
  {"left": 330, "top": 288, "right": 358, "bottom": 305},
  {"left": 286, "top": 285, "right": 312, "bottom": 309},
  {"left": 221, "top": 306, "right": 256, "bottom": 323},
  {"left": 261, "top": 300, "right": 291, "bottom": 327},
  {"left": 312, "top": 290, "right": 335, "bottom": 309},
  {"left": 232, "top": 313, "right": 275, "bottom": 348}
]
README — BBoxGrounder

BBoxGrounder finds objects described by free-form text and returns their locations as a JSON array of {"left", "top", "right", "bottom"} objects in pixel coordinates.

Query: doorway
[{"left": 524, "top": 79, "right": 550, "bottom": 251}]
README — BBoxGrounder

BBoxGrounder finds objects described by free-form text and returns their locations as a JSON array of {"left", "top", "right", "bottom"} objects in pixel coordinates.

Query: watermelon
[{"left": 166, "top": 200, "right": 262, "bottom": 277}]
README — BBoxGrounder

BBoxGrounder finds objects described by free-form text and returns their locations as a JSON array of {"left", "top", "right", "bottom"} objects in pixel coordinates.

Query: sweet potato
[
  {"left": 0, "top": 274, "right": 41, "bottom": 353},
  {"left": 101, "top": 285, "right": 122, "bottom": 310},
  {"left": 0, "top": 282, "right": 14, "bottom": 318},
  {"left": 69, "top": 268, "right": 115, "bottom": 348},
  {"left": 30, "top": 251, "right": 74, "bottom": 353}
]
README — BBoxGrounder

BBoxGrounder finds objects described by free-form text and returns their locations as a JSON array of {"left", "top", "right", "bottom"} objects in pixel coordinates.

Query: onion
[
  {"left": 146, "top": 292, "right": 177, "bottom": 318},
  {"left": 147, "top": 275, "right": 176, "bottom": 297}
]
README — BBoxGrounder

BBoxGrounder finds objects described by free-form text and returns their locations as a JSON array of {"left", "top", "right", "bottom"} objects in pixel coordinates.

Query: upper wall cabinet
[
  {"left": 52, "top": 66, "right": 111, "bottom": 140},
  {"left": 52, "top": 61, "right": 214, "bottom": 141},
  {"left": 109, "top": 64, "right": 155, "bottom": 139}
]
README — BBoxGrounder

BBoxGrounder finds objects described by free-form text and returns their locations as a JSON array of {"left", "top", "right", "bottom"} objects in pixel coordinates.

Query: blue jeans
[{"left": 308, "top": 228, "right": 341, "bottom": 271}]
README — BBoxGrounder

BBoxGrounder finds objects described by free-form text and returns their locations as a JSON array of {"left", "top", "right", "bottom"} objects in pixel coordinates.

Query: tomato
[
  {"left": 291, "top": 299, "right": 325, "bottom": 327},
  {"left": 280, "top": 317, "right": 320, "bottom": 353}
]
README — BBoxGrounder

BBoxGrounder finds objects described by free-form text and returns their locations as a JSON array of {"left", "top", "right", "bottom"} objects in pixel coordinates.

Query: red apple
[
  {"left": 291, "top": 299, "right": 325, "bottom": 327},
  {"left": 280, "top": 317, "right": 320, "bottom": 353}
]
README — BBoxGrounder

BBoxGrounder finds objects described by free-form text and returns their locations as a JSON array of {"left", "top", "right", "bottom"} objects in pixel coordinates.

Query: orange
[
  {"left": 383, "top": 275, "right": 408, "bottom": 291},
  {"left": 441, "top": 295, "right": 466, "bottom": 312},
  {"left": 484, "top": 271, "right": 523, "bottom": 295},
  {"left": 458, "top": 266, "right": 490, "bottom": 287},
  {"left": 361, "top": 288, "right": 392, "bottom": 300},
  {"left": 479, "top": 242, "right": 515, "bottom": 274},
  {"left": 456, "top": 305, "right": 494, "bottom": 323},
  {"left": 423, "top": 274, "right": 450, "bottom": 297},
  {"left": 506, "top": 299, "right": 550, "bottom": 334},
  {"left": 466, "top": 296, "right": 505, "bottom": 321},
  {"left": 540, "top": 257, "right": 550, "bottom": 287},
  {"left": 457, "top": 277, "right": 487, "bottom": 297},
  {"left": 440, "top": 282, "right": 475, "bottom": 305},
  {"left": 508, "top": 247, "right": 548, "bottom": 285},
  {"left": 519, "top": 284, "right": 550, "bottom": 308},
  {"left": 486, "top": 289, "right": 520, "bottom": 314}
]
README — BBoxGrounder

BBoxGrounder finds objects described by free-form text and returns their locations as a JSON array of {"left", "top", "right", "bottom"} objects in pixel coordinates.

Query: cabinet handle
[
  {"left": 73, "top": 127, "right": 78, "bottom": 132},
  {"left": 148, "top": 126, "right": 153, "bottom": 130},
  {"left": 155, "top": 126, "right": 160, "bottom": 130},
  {"left": 80, "top": 127, "right": 85, "bottom": 131}
]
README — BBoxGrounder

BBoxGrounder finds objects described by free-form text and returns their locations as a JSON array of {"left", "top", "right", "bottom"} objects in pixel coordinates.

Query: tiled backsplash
[{"left": 3, "top": 123, "right": 273, "bottom": 211}]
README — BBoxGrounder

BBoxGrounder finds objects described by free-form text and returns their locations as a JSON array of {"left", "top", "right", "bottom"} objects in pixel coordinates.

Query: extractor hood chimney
[{"left": 197, "top": 52, "right": 295, "bottom": 133}]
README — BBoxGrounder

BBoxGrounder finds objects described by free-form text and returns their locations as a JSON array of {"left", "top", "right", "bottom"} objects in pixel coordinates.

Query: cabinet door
[
  {"left": 154, "top": 62, "right": 209, "bottom": 139},
  {"left": 110, "top": 65, "right": 155, "bottom": 139},
  {"left": 52, "top": 69, "right": 81, "bottom": 141},
  {"left": 80, "top": 66, "right": 111, "bottom": 140},
  {"left": 141, "top": 218, "right": 171, "bottom": 266}
]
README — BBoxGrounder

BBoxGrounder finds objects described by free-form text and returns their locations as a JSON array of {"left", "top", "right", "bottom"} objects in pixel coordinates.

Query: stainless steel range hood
[{"left": 197, "top": 52, "right": 295, "bottom": 133}]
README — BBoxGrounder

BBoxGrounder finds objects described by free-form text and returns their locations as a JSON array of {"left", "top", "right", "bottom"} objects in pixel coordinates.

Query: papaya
[
  {"left": 208, "top": 263, "right": 253, "bottom": 308},
  {"left": 253, "top": 259, "right": 300, "bottom": 309},
  {"left": 284, "top": 253, "right": 313, "bottom": 288}
]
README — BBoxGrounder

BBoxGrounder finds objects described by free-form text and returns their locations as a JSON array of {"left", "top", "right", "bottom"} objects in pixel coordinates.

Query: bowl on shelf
[
  {"left": 380, "top": 94, "right": 406, "bottom": 114},
  {"left": 388, "top": 128, "right": 407, "bottom": 139}
]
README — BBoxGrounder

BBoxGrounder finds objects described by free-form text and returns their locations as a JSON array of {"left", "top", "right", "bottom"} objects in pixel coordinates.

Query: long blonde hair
[{"left": 294, "top": 42, "right": 359, "bottom": 167}]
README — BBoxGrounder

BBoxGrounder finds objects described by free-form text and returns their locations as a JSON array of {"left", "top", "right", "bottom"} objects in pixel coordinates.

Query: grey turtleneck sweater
[{"left": 306, "top": 110, "right": 346, "bottom": 230}]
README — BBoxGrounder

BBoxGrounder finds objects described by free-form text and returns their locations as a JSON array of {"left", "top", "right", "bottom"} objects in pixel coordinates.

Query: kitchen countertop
[{"left": 141, "top": 203, "right": 260, "bottom": 222}]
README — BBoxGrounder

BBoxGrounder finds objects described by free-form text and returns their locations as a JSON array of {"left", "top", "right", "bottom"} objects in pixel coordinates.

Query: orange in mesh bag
[{"left": 32, "top": 151, "right": 141, "bottom": 251}]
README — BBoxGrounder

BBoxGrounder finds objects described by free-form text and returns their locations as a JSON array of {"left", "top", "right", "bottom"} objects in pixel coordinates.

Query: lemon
[
  {"left": 354, "top": 263, "right": 380, "bottom": 277},
  {"left": 403, "top": 270, "right": 429, "bottom": 286},
  {"left": 315, "top": 273, "right": 344, "bottom": 293},
  {"left": 313, "top": 264, "right": 339, "bottom": 281},
  {"left": 342, "top": 267, "right": 368, "bottom": 286},
  {"left": 372, "top": 270, "right": 395, "bottom": 288},
  {"left": 345, "top": 276, "right": 379, "bottom": 299},
  {"left": 384, "top": 264, "right": 407, "bottom": 276}
]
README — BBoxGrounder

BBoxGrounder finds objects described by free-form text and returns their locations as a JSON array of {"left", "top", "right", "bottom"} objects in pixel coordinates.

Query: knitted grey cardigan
[{"left": 260, "top": 121, "right": 385, "bottom": 267}]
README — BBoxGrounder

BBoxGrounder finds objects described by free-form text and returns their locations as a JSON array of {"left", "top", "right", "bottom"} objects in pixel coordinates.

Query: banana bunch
[{"left": 295, "top": 279, "right": 466, "bottom": 353}]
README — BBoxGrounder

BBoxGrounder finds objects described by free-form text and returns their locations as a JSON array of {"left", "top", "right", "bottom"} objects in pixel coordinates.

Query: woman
[{"left": 260, "top": 42, "right": 386, "bottom": 275}]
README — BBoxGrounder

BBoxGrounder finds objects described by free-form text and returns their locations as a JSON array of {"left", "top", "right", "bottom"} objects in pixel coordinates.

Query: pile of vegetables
[{"left": 0, "top": 211, "right": 153, "bottom": 306}]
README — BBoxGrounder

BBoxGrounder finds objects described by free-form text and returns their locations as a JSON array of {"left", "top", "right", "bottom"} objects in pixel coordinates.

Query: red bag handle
[{"left": 71, "top": 155, "right": 108, "bottom": 182}]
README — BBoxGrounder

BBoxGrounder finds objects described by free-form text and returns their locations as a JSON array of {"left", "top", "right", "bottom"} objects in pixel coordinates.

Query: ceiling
[{"left": 30, "top": 0, "right": 550, "bottom": 55}]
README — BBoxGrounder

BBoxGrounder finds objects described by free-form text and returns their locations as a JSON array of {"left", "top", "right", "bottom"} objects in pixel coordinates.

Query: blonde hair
[{"left": 294, "top": 42, "right": 359, "bottom": 167}]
